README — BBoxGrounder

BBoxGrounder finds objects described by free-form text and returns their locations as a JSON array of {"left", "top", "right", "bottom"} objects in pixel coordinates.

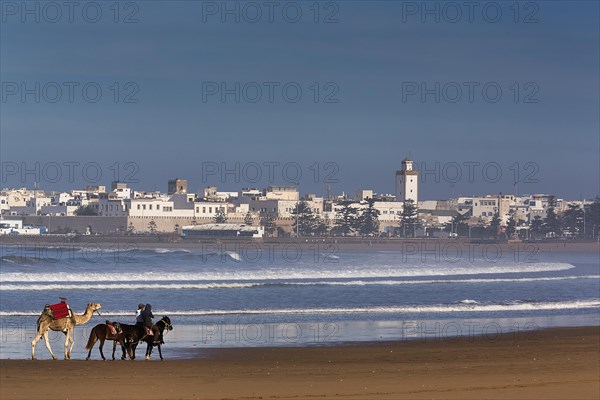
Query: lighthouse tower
[{"left": 395, "top": 157, "right": 418, "bottom": 203}]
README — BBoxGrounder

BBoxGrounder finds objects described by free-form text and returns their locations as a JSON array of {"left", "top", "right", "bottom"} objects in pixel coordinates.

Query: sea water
[{"left": 1, "top": 244, "right": 598, "bottom": 359}]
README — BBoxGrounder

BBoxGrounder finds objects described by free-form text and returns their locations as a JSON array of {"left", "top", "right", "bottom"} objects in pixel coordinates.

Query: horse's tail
[{"left": 85, "top": 326, "right": 98, "bottom": 350}]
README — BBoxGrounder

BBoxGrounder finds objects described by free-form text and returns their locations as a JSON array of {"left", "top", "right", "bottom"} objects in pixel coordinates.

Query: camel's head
[{"left": 88, "top": 303, "right": 102, "bottom": 313}]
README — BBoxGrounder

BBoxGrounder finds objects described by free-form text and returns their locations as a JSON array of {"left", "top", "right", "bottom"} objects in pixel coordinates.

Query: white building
[
  {"left": 374, "top": 201, "right": 404, "bottom": 222},
  {"left": 97, "top": 196, "right": 128, "bottom": 217},
  {"left": 395, "top": 157, "right": 418, "bottom": 203},
  {"left": 264, "top": 186, "right": 299, "bottom": 201},
  {"left": 457, "top": 196, "right": 499, "bottom": 220},
  {"left": 39, "top": 204, "right": 80, "bottom": 216},
  {"left": 193, "top": 201, "right": 229, "bottom": 218},
  {"left": 355, "top": 189, "right": 374, "bottom": 202},
  {"left": 0, "top": 219, "right": 46, "bottom": 235}
]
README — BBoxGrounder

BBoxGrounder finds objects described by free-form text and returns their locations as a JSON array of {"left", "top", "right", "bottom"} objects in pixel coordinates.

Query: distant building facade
[{"left": 168, "top": 179, "right": 188, "bottom": 195}]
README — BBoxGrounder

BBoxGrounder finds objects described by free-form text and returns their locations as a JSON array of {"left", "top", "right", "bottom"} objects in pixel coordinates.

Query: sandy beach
[{"left": 1, "top": 326, "right": 598, "bottom": 400}]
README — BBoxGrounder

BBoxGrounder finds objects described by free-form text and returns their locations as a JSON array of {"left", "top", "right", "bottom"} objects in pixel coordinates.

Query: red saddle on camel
[{"left": 45, "top": 298, "right": 73, "bottom": 320}]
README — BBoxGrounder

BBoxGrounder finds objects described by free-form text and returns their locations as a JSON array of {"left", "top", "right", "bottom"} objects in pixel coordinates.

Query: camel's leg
[
  {"left": 63, "top": 331, "right": 70, "bottom": 360},
  {"left": 98, "top": 338, "right": 106, "bottom": 360},
  {"left": 43, "top": 334, "right": 58, "bottom": 360},
  {"left": 67, "top": 331, "right": 75, "bottom": 359},
  {"left": 31, "top": 331, "right": 44, "bottom": 360}
]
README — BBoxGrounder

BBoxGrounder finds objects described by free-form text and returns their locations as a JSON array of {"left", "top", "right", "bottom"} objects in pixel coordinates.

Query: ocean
[{"left": 1, "top": 243, "right": 598, "bottom": 359}]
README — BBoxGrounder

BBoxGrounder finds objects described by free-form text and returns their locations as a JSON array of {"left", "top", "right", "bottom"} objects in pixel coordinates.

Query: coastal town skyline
[
  {"left": 2, "top": 160, "right": 597, "bottom": 239},
  {"left": 1, "top": 156, "right": 597, "bottom": 200}
]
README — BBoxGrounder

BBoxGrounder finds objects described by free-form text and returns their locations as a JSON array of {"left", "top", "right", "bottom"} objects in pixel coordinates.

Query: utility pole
[
  {"left": 583, "top": 198, "right": 586, "bottom": 237},
  {"left": 296, "top": 201, "right": 299, "bottom": 237}
]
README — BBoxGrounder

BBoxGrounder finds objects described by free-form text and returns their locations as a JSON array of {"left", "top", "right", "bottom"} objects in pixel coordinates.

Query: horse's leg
[
  {"left": 112, "top": 340, "right": 117, "bottom": 360},
  {"left": 127, "top": 342, "right": 136, "bottom": 360},
  {"left": 125, "top": 340, "right": 133, "bottom": 360},
  {"left": 98, "top": 337, "right": 106, "bottom": 360},
  {"left": 145, "top": 341, "right": 152, "bottom": 360},
  {"left": 157, "top": 343, "right": 163, "bottom": 360},
  {"left": 119, "top": 338, "right": 127, "bottom": 360},
  {"left": 43, "top": 333, "right": 57, "bottom": 360}
]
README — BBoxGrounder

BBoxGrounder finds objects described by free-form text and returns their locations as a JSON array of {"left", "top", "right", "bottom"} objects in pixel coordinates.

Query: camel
[{"left": 31, "top": 303, "right": 102, "bottom": 360}]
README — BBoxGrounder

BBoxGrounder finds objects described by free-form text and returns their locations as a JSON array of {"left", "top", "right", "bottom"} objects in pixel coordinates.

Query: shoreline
[
  {"left": 2, "top": 326, "right": 598, "bottom": 399},
  {"left": 2, "top": 314, "right": 599, "bottom": 361}
]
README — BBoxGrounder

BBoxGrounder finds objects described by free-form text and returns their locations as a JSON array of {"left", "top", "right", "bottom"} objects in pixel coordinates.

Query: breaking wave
[
  {"left": 2, "top": 300, "right": 598, "bottom": 317},
  {"left": 0, "top": 262, "right": 577, "bottom": 283},
  {"left": 1, "top": 275, "right": 598, "bottom": 291}
]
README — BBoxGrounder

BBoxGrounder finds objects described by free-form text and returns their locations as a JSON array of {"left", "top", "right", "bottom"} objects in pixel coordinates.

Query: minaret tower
[{"left": 395, "top": 157, "right": 418, "bottom": 203}]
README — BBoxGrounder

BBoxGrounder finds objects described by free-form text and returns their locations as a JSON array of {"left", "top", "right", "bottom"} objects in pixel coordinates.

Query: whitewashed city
[{"left": 1, "top": 157, "right": 597, "bottom": 240}]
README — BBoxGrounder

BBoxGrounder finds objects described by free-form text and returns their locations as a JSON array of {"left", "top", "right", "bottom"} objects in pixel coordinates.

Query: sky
[{"left": 1, "top": 1, "right": 599, "bottom": 200}]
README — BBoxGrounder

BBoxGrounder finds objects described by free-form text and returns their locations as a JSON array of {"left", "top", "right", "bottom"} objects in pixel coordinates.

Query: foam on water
[
  {"left": 0, "top": 262, "right": 577, "bottom": 283},
  {"left": 1, "top": 275, "right": 598, "bottom": 291},
  {"left": 151, "top": 248, "right": 192, "bottom": 254},
  {"left": 2, "top": 299, "right": 598, "bottom": 317}
]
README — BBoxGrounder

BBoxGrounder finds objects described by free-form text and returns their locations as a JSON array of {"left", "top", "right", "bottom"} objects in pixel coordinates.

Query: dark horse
[
  {"left": 124, "top": 316, "right": 173, "bottom": 360},
  {"left": 85, "top": 322, "right": 131, "bottom": 360}
]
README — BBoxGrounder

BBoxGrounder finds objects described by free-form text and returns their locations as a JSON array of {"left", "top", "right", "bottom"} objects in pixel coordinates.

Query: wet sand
[{"left": 1, "top": 326, "right": 598, "bottom": 400}]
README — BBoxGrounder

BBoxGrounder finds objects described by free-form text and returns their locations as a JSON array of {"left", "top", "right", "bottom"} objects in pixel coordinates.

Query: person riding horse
[
  {"left": 140, "top": 303, "right": 160, "bottom": 342},
  {"left": 135, "top": 303, "right": 145, "bottom": 325}
]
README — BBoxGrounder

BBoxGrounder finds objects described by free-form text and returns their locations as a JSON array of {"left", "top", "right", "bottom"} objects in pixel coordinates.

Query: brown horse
[{"left": 85, "top": 322, "right": 131, "bottom": 360}]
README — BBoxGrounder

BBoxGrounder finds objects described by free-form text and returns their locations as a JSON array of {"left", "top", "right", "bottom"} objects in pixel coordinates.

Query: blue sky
[{"left": 1, "top": 1, "right": 598, "bottom": 199}]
